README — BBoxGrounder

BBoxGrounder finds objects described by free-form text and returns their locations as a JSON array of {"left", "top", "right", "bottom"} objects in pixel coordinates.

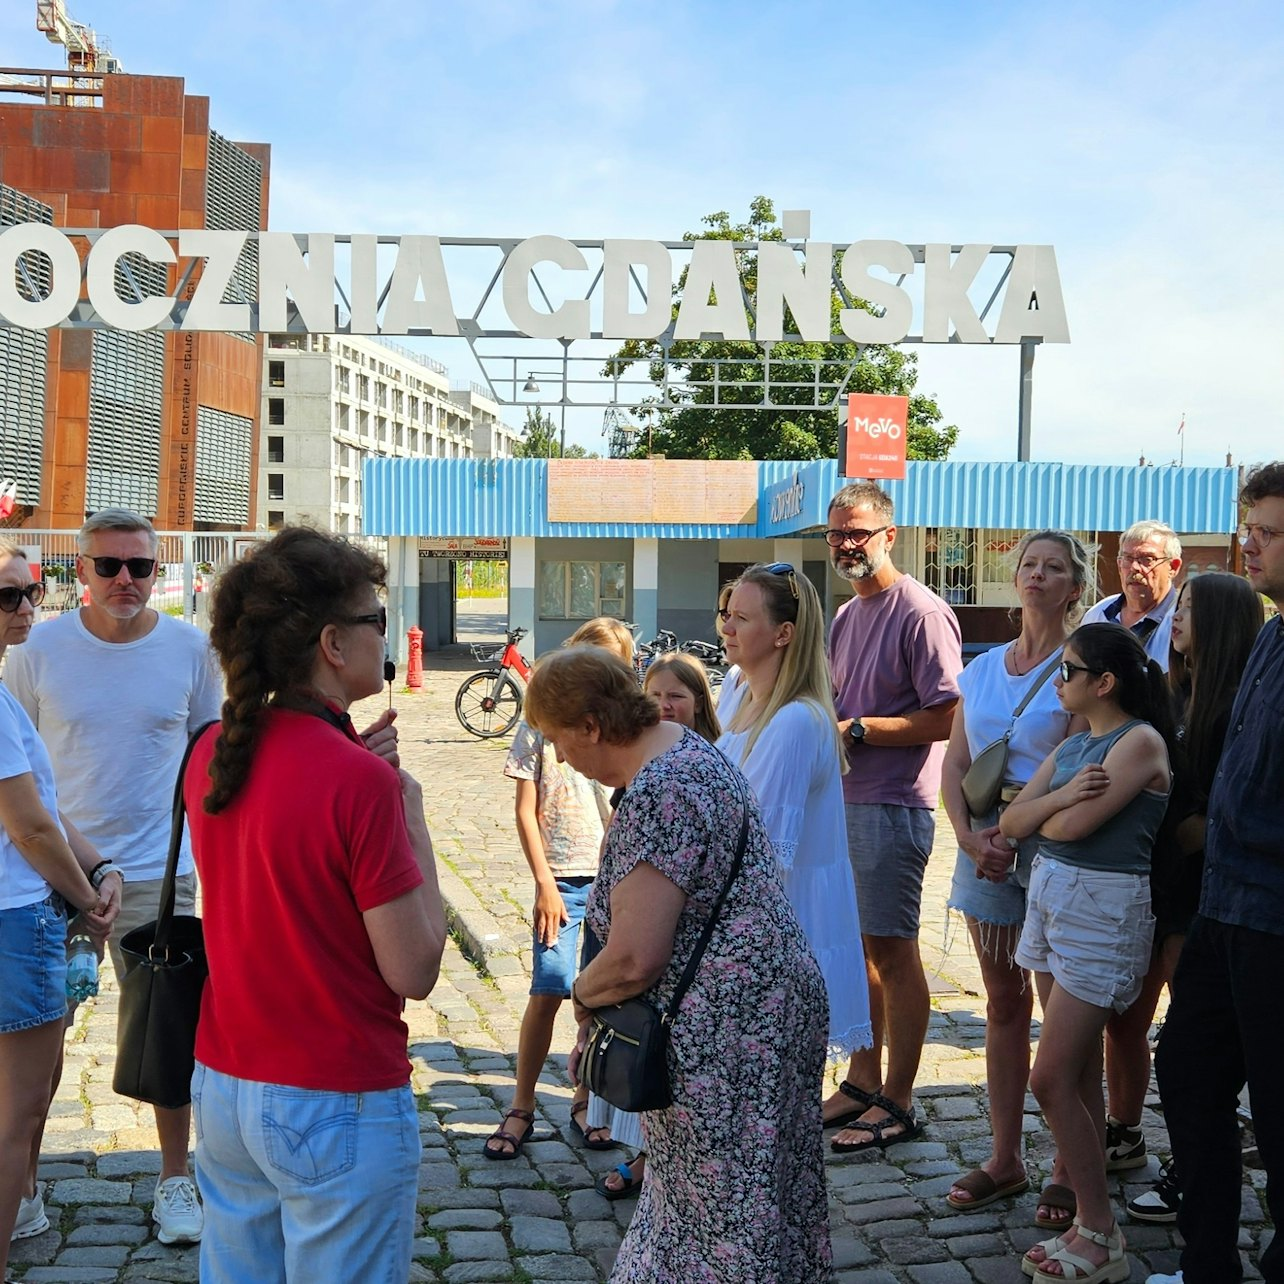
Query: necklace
[{"left": 1009, "top": 640, "right": 1061, "bottom": 677}]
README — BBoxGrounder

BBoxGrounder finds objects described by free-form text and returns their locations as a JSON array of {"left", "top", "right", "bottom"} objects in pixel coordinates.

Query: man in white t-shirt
[
  {"left": 1081, "top": 520, "right": 1183, "bottom": 668},
  {"left": 6, "top": 509, "right": 221, "bottom": 1246}
]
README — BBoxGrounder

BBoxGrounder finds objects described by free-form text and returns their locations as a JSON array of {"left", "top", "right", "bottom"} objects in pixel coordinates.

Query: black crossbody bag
[{"left": 580, "top": 774, "right": 751, "bottom": 1112}]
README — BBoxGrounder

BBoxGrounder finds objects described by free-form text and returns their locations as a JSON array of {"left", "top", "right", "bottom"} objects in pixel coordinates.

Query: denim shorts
[
  {"left": 0, "top": 894, "right": 68, "bottom": 1033},
  {"left": 844, "top": 804, "right": 934, "bottom": 938},
  {"left": 946, "top": 806, "right": 1037, "bottom": 932},
  {"left": 530, "top": 877, "right": 593, "bottom": 996},
  {"left": 1014, "top": 856, "right": 1155, "bottom": 1012}
]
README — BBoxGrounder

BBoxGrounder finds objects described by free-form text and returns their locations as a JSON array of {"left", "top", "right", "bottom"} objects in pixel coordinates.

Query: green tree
[
  {"left": 511, "top": 407, "right": 597, "bottom": 458},
  {"left": 605, "top": 197, "right": 958, "bottom": 462}
]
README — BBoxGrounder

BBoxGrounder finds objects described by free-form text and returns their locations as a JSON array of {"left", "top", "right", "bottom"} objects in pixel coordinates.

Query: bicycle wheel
[{"left": 455, "top": 670, "right": 523, "bottom": 738}]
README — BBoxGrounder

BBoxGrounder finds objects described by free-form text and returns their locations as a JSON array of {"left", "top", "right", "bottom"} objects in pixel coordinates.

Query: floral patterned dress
[{"left": 587, "top": 729, "right": 832, "bottom": 1283}]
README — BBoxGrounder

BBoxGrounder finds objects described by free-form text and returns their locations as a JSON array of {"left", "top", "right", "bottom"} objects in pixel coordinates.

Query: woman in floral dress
[{"left": 524, "top": 645, "right": 832, "bottom": 1283}]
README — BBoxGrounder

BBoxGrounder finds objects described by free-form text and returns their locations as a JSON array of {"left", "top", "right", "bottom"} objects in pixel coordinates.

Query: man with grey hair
[
  {"left": 1081, "top": 520, "right": 1183, "bottom": 667},
  {"left": 7, "top": 509, "right": 221, "bottom": 1245}
]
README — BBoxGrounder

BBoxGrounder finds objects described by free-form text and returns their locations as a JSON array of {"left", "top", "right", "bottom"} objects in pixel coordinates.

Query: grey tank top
[{"left": 1037, "top": 719, "right": 1169, "bottom": 875}]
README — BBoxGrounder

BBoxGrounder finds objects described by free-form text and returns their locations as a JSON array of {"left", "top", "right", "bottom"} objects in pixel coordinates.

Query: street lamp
[{"left": 521, "top": 367, "right": 569, "bottom": 458}]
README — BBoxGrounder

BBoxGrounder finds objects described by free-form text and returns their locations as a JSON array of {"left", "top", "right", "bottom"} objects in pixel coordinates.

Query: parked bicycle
[{"left": 455, "top": 626, "right": 531, "bottom": 738}]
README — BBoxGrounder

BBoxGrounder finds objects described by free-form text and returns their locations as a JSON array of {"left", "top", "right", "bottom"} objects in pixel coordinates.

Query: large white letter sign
[
  {"left": 382, "top": 236, "right": 458, "bottom": 335},
  {"left": 0, "top": 224, "right": 80, "bottom": 328},
  {"left": 994, "top": 244, "right": 1070, "bottom": 344},
  {"left": 84, "top": 225, "right": 176, "bottom": 330},
  {"left": 348, "top": 234, "right": 379, "bottom": 334},
  {"left": 179, "top": 229, "right": 250, "bottom": 330},
  {"left": 259, "top": 233, "right": 335, "bottom": 332},
  {"left": 674, "top": 240, "right": 751, "bottom": 341},
  {"left": 839, "top": 240, "right": 915, "bottom": 344},
  {"left": 922, "top": 243, "right": 990, "bottom": 343},
  {"left": 756, "top": 242, "right": 833, "bottom": 342},
  {"left": 502, "top": 236, "right": 590, "bottom": 339},
  {"left": 601, "top": 240, "right": 672, "bottom": 339}
]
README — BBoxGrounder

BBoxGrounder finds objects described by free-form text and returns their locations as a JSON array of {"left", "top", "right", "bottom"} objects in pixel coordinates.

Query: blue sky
[{"left": 4, "top": 0, "right": 1282, "bottom": 465}]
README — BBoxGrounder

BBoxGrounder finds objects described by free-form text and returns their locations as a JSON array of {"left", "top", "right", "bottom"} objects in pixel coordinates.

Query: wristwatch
[{"left": 848, "top": 719, "right": 866, "bottom": 745}]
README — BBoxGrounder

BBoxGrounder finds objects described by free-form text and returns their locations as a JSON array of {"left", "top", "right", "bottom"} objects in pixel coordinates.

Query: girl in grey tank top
[{"left": 997, "top": 623, "right": 1175, "bottom": 1282}]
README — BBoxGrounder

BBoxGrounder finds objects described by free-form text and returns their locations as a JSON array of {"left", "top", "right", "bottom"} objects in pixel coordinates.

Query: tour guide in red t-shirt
[{"left": 183, "top": 527, "right": 446, "bottom": 1284}]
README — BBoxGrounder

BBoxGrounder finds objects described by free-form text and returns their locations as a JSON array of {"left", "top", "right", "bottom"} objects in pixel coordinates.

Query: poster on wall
[{"left": 840, "top": 394, "right": 908, "bottom": 480}]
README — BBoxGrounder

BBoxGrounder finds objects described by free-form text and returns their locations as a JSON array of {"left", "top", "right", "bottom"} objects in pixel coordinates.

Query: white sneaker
[
  {"left": 10, "top": 1191, "right": 49, "bottom": 1241},
  {"left": 152, "top": 1176, "right": 203, "bottom": 1245},
  {"left": 1144, "top": 1272, "right": 1183, "bottom": 1283}
]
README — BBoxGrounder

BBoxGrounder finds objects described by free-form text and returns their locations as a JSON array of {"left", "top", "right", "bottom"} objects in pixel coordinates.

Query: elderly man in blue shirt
[
  {"left": 1147, "top": 463, "right": 1284, "bottom": 1284},
  {"left": 1082, "top": 520, "right": 1183, "bottom": 668}
]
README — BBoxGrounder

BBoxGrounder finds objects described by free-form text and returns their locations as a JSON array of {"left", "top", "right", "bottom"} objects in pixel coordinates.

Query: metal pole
[
  {"left": 1017, "top": 339, "right": 1036, "bottom": 461},
  {"left": 559, "top": 403, "right": 566, "bottom": 459}
]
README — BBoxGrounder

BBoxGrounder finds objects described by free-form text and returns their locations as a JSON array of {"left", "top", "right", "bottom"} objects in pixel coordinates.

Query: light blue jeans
[{"left": 192, "top": 1062, "right": 421, "bottom": 1284}]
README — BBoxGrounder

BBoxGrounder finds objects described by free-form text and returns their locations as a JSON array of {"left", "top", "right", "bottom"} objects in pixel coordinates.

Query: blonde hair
[
  {"left": 644, "top": 653, "right": 721, "bottom": 743},
  {"left": 566, "top": 616, "right": 634, "bottom": 664},
  {"left": 727, "top": 563, "right": 846, "bottom": 773}
]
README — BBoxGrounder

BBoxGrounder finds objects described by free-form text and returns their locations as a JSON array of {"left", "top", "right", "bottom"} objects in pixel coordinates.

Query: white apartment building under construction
[{"left": 261, "top": 333, "right": 522, "bottom": 533}]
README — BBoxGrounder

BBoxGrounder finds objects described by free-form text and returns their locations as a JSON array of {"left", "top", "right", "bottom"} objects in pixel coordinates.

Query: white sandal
[
  {"left": 1022, "top": 1225, "right": 1075, "bottom": 1278},
  {"left": 1033, "top": 1219, "right": 1128, "bottom": 1283}
]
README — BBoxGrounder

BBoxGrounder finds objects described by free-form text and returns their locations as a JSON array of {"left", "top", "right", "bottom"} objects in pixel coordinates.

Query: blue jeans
[
  {"left": 192, "top": 1063, "right": 421, "bottom": 1284},
  {"left": 529, "top": 876, "right": 593, "bottom": 996}
]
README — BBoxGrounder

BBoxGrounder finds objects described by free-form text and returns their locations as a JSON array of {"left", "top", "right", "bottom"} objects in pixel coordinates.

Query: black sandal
[
  {"left": 483, "top": 1108, "right": 535, "bottom": 1161},
  {"left": 830, "top": 1092, "right": 924, "bottom": 1154},
  {"left": 824, "top": 1080, "right": 879, "bottom": 1129},
  {"left": 595, "top": 1159, "right": 644, "bottom": 1201},
  {"left": 568, "top": 1100, "right": 618, "bottom": 1151}
]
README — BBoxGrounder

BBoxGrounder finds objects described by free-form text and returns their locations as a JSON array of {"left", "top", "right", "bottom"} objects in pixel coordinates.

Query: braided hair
[{"left": 203, "top": 527, "right": 386, "bottom": 813}]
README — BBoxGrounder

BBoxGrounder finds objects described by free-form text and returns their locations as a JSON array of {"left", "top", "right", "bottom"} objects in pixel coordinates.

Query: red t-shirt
[{"left": 185, "top": 708, "right": 423, "bottom": 1091}]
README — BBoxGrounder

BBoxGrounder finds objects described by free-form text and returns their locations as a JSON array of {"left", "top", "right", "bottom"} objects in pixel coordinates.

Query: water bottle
[{"left": 66, "top": 933, "right": 100, "bottom": 1004}]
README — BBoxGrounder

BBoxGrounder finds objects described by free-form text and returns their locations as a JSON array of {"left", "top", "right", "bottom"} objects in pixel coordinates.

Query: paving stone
[
  {"left": 441, "top": 1263, "right": 515, "bottom": 1283},
  {"left": 508, "top": 1214, "right": 573, "bottom": 1253},
  {"left": 51, "top": 1178, "right": 134, "bottom": 1205},
  {"left": 885, "top": 1235, "right": 951, "bottom": 1264},
  {"left": 66, "top": 1223, "right": 152, "bottom": 1246},
  {"left": 845, "top": 1196, "right": 924, "bottom": 1225},
  {"left": 427, "top": 1207, "right": 504, "bottom": 1230},
  {"left": 446, "top": 1229, "right": 510, "bottom": 1260},
  {"left": 73, "top": 1205, "right": 148, "bottom": 1225},
  {"left": 907, "top": 1262, "right": 977, "bottom": 1283},
  {"left": 499, "top": 1188, "right": 563, "bottom": 1218},
  {"left": 22, "top": 1271, "right": 121, "bottom": 1283},
  {"left": 572, "top": 1219, "right": 623, "bottom": 1251},
  {"left": 54, "top": 1244, "right": 133, "bottom": 1267},
  {"left": 516, "top": 1253, "right": 598, "bottom": 1280}
]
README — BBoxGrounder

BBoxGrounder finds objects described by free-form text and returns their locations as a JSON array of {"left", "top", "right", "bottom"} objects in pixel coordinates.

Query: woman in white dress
[{"left": 718, "top": 562, "right": 873, "bottom": 1062}]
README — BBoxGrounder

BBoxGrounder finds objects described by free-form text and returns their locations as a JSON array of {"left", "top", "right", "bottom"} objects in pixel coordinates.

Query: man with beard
[
  {"left": 1081, "top": 520, "right": 1182, "bottom": 668},
  {"left": 822, "top": 482, "right": 962, "bottom": 1153},
  {"left": 7, "top": 509, "right": 222, "bottom": 1246}
]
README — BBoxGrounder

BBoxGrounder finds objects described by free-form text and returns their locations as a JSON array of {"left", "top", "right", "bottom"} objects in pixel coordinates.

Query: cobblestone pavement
[{"left": 17, "top": 618, "right": 1272, "bottom": 1282}]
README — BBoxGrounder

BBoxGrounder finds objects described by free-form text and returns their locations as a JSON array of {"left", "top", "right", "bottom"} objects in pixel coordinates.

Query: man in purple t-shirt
[{"left": 823, "top": 482, "right": 962, "bottom": 1154}]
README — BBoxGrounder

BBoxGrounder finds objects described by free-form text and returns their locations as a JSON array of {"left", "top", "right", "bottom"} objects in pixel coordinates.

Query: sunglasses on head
[
  {"left": 764, "top": 562, "right": 800, "bottom": 599},
  {"left": 86, "top": 556, "right": 157, "bottom": 579},
  {"left": 0, "top": 582, "right": 46, "bottom": 613},
  {"left": 347, "top": 606, "right": 388, "bottom": 636}
]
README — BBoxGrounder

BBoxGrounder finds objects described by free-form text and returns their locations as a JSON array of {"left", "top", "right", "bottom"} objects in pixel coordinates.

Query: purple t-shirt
[{"left": 829, "top": 575, "right": 962, "bottom": 808}]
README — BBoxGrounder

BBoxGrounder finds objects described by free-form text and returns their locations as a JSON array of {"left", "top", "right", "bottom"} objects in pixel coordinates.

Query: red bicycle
[{"left": 454, "top": 626, "right": 531, "bottom": 738}]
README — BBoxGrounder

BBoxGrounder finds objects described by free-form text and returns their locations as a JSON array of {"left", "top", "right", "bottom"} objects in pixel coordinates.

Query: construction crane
[{"left": 35, "top": 0, "right": 123, "bottom": 75}]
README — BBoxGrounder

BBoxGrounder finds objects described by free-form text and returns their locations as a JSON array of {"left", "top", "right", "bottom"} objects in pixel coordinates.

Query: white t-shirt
[
  {"left": 956, "top": 642, "right": 1073, "bottom": 786},
  {"left": 5, "top": 610, "right": 223, "bottom": 881},
  {"left": 0, "top": 682, "right": 65, "bottom": 909}
]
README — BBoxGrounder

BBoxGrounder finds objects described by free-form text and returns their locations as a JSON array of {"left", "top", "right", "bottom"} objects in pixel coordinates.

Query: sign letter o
[{"left": 0, "top": 224, "right": 81, "bottom": 328}]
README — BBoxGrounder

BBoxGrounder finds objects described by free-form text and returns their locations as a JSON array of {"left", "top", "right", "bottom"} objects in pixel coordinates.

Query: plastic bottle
[{"left": 66, "top": 933, "right": 100, "bottom": 1004}]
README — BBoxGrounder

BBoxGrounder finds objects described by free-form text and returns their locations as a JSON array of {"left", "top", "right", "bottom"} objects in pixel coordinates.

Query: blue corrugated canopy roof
[{"left": 363, "top": 457, "right": 1238, "bottom": 537}]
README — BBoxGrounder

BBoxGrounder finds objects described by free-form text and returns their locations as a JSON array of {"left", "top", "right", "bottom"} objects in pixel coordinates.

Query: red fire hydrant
[{"left": 406, "top": 626, "right": 424, "bottom": 691}]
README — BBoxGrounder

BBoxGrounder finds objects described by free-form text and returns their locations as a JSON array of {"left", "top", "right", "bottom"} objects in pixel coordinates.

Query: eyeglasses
[
  {"left": 1058, "top": 660, "right": 1102, "bottom": 682},
  {"left": 764, "top": 562, "right": 800, "bottom": 599},
  {"left": 86, "top": 556, "right": 157, "bottom": 579},
  {"left": 1116, "top": 552, "right": 1165, "bottom": 570},
  {"left": 1238, "top": 523, "right": 1282, "bottom": 549},
  {"left": 347, "top": 607, "right": 387, "bottom": 636},
  {"left": 716, "top": 609, "right": 731, "bottom": 623},
  {"left": 825, "top": 525, "right": 889, "bottom": 549},
  {"left": 0, "top": 582, "right": 46, "bottom": 613}
]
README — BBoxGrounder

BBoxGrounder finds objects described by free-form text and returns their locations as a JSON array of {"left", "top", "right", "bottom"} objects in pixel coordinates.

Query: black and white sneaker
[
  {"left": 1105, "top": 1115, "right": 1148, "bottom": 1172},
  {"left": 1126, "top": 1159, "right": 1181, "bottom": 1223}
]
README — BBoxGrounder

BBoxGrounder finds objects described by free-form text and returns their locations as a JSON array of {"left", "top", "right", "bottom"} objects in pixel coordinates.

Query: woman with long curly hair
[{"left": 184, "top": 527, "right": 446, "bottom": 1283}]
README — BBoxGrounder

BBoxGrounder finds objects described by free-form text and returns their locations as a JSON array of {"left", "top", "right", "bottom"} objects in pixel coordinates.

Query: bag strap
[
  {"left": 662, "top": 771, "right": 751, "bottom": 1027},
  {"left": 152, "top": 720, "right": 218, "bottom": 952},
  {"left": 1003, "top": 650, "right": 1063, "bottom": 737}
]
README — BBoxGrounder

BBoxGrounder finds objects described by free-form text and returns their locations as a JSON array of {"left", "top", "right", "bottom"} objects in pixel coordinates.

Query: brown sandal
[
  {"left": 1034, "top": 1182, "right": 1077, "bottom": 1230},
  {"left": 483, "top": 1107, "right": 535, "bottom": 1161},
  {"left": 946, "top": 1167, "right": 1030, "bottom": 1211}
]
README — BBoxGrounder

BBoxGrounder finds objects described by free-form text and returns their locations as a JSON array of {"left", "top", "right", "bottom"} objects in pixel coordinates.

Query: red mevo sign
[{"left": 841, "top": 394, "right": 908, "bottom": 481}]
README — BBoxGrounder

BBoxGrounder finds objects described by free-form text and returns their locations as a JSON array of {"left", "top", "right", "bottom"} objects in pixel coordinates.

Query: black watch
[{"left": 848, "top": 719, "right": 866, "bottom": 744}]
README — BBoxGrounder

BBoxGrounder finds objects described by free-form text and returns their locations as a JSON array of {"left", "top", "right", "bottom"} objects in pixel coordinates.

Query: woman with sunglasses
[
  {"left": 1001, "top": 622, "right": 1174, "bottom": 1284},
  {"left": 0, "top": 542, "right": 119, "bottom": 1271},
  {"left": 718, "top": 562, "right": 872, "bottom": 1071},
  {"left": 181, "top": 527, "right": 446, "bottom": 1283},
  {"left": 942, "top": 530, "right": 1091, "bottom": 1221}
]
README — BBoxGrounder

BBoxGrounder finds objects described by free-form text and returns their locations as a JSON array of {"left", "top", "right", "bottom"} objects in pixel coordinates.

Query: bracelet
[
  {"left": 571, "top": 980, "right": 584, "bottom": 1008},
  {"left": 88, "top": 860, "right": 114, "bottom": 890}
]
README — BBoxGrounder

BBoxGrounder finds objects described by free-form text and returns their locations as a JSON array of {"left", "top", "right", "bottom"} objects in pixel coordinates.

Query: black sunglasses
[
  {"left": 764, "top": 562, "right": 800, "bottom": 599},
  {"left": 347, "top": 606, "right": 387, "bottom": 636},
  {"left": 824, "top": 525, "right": 890, "bottom": 548},
  {"left": 1058, "top": 660, "right": 1102, "bottom": 682},
  {"left": 86, "top": 556, "right": 157, "bottom": 579},
  {"left": 0, "top": 582, "right": 46, "bottom": 613}
]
